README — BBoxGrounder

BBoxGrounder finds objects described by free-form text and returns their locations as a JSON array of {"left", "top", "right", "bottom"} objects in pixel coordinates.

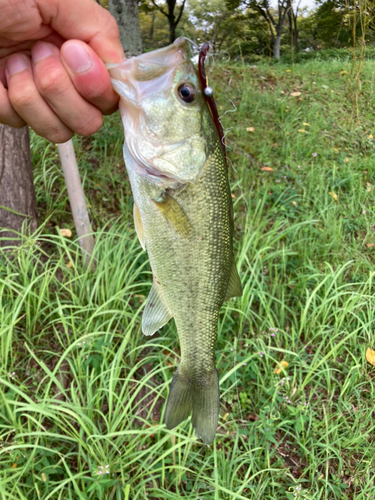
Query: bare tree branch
[
  {"left": 150, "top": 0, "right": 168, "bottom": 17},
  {"left": 175, "top": 0, "right": 187, "bottom": 27}
]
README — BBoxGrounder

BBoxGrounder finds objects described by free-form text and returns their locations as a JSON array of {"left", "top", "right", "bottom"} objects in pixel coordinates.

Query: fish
[{"left": 107, "top": 38, "right": 242, "bottom": 444}]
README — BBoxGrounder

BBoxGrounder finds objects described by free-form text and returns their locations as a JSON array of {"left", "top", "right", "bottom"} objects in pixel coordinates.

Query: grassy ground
[{"left": 1, "top": 56, "right": 375, "bottom": 499}]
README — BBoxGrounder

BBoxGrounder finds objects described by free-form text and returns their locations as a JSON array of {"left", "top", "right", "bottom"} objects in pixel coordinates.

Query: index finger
[{"left": 35, "top": 0, "right": 125, "bottom": 64}]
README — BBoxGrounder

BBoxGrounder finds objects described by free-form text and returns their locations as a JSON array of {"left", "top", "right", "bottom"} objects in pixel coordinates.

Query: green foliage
[
  {"left": 2, "top": 58, "right": 375, "bottom": 498},
  {"left": 137, "top": 0, "right": 375, "bottom": 60},
  {"left": 280, "top": 46, "right": 375, "bottom": 63}
]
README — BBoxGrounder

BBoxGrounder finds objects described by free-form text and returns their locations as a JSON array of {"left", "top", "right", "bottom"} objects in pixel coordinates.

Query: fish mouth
[
  {"left": 134, "top": 152, "right": 184, "bottom": 185},
  {"left": 143, "top": 165, "right": 174, "bottom": 181},
  {"left": 106, "top": 38, "right": 187, "bottom": 83}
]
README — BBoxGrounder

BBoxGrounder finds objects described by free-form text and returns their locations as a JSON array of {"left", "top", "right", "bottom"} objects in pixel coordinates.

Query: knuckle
[
  {"left": 84, "top": 81, "right": 108, "bottom": 102},
  {"left": 105, "top": 15, "right": 120, "bottom": 37},
  {"left": 37, "top": 67, "right": 68, "bottom": 96},
  {"left": 1, "top": 115, "right": 26, "bottom": 128},
  {"left": 75, "top": 113, "right": 102, "bottom": 136},
  {"left": 9, "top": 84, "right": 35, "bottom": 110},
  {"left": 46, "top": 128, "right": 74, "bottom": 144}
]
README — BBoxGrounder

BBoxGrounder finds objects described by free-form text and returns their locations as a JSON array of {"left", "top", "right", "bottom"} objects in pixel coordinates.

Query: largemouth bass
[{"left": 108, "top": 39, "right": 242, "bottom": 444}]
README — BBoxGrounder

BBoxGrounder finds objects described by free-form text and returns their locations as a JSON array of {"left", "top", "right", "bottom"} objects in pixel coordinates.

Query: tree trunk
[
  {"left": 287, "top": 1, "right": 299, "bottom": 52},
  {"left": 292, "top": 13, "right": 298, "bottom": 51},
  {"left": 149, "top": 10, "right": 155, "bottom": 47},
  {"left": 274, "top": 33, "right": 282, "bottom": 59},
  {"left": 108, "top": 0, "right": 142, "bottom": 57},
  {"left": 0, "top": 125, "right": 37, "bottom": 247},
  {"left": 168, "top": 15, "right": 176, "bottom": 44}
]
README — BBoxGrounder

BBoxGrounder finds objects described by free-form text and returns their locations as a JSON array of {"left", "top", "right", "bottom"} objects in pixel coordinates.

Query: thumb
[
  {"left": 36, "top": 0, "right": 125, "bottom": 64},
  {"left": 61, "top": 40, "right": 120, "bottom": 115}
]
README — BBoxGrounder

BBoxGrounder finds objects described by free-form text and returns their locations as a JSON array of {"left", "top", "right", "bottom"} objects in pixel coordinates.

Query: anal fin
[
  {"left": 142, "top": 282, "right": 172, "bottom": 336},
  {"left": 225, "top": 261, "right": 242, "bottom": 301}
]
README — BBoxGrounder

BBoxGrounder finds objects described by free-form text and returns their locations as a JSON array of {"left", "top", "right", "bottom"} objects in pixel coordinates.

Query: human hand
[{"left": 0, "top": 0, "right": 125, "bottom": 142}]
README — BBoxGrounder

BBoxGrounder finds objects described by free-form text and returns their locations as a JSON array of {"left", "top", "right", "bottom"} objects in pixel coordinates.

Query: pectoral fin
[
  {"left": 225, "top": 261, "right": 242, "bottom": 301},
  {"left": 142, "top": 282, "right": 172, "bottom": 336},
  {"left": 153, "top": 193, "right": 194, "bottom": 239},
  {"left": 133, "top": 202, "right": 146, "bottom": 250}
]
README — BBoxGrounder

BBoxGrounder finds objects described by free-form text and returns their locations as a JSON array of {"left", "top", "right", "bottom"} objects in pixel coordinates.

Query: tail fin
[{"left": 164, "top": 367, "right": 219, "bottom": 444}]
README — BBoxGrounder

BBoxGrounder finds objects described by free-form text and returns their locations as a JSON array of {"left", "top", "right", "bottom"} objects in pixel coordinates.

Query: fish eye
[{"left": 177, "top": 83, "right": 197, "bottom": 103}]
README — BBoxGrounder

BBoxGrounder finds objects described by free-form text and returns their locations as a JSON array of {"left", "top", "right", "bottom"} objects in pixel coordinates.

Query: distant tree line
[{"left": 137, "top": 0, "right": 375, "bottom": 60}]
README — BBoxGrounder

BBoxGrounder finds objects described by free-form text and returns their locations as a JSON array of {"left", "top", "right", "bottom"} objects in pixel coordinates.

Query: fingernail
[
  {"left": 32, "top": 42, "right": 53, "bottom": 63},
  {"left": 7, "top": 54, "right": 29, "bottom": 76},
  {"left": 63, "top": 42, "right": 93, "bottom": 74}
]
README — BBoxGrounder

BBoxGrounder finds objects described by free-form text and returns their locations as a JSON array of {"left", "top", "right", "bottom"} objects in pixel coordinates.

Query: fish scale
[{"left": 108, "top": 38, "right": 242, "bottom": 443}]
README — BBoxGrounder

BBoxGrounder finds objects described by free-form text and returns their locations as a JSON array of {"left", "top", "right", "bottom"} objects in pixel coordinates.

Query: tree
[
  {"left": 227, "top": 0, "right": 290, "bottom": 58},
  {"left": 108, "top": 0, "right": 143, "bottom": 56},
  {"left": 149, "top": 0, "right": 187, "bottom": 43},
  {"left": 0, "top": 125, "right": 37, "bottom": 248},
  {"left": 138, "top": 0, "right": 171, "bottom": 50},
  {"left": 187, "top": 0, "right": 232, "bottom": 51},
  {"left": 287, "top": 0, "right": 300, "bottom": 52}
]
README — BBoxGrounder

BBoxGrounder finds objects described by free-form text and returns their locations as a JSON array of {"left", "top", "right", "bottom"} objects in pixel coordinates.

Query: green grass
[{"left": 1, "top": 57, "right": 375, "bottom": 499}]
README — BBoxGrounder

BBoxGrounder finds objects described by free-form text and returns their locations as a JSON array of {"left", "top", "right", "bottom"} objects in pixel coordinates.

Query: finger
[
  {"left": 60, "top": 40, "right": 119, "bottom": 115},
  {"left": 36, "top": 0, "right": 125, "bottom": 63},
  {"left": 31, "top": 41, "right": 103, "bottom": 136},
  {"left": 0, "top": 81, "right": 26, "bottom": 128},
  {"left": 5, "top": 52, "right": 74, "bottom": 142}
]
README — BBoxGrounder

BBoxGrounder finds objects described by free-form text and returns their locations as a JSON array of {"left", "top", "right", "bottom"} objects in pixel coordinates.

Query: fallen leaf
[
  {"left": 292, "top": 201, "right": 297, "bottom": 207},
  {"left": 329, "top": 191, "right": 338, "bottom": 202},
  {"left": 366, "top": 243, "right": 374, "bottom": 248},
  {"left": 274, "top": 360, "right": 289, "bottom": 374},
  {"left": 66, "top": 262, "right": 73, "bottom": 269},
  {"left": 298, "top": 129, "right": 307, "bottom": 133},
  {"left": 248, "top": 414, "right": 260, "bottom": 421},
  {"left": 290, "top": 91, "right": 301, "bottom": 97},
  {"left": 261, "top": 166, "right": 273, "bottom": 172},
  {"left": 60, "top": 228, "right": 72, "bottom": 238},
  {"left": 246, "top": 127, "right": 255, "bottom": 132},
  {"left": 366, "top": 347, "right": 375, "bottom": 366}
]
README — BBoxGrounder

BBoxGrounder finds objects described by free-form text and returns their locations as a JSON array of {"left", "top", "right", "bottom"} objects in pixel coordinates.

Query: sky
[
  {"left": 272, "top": 0, "right": 317, "bottom": 10},
  {"left": 298, "top": 0, "right": 316, "bottom": 10}
]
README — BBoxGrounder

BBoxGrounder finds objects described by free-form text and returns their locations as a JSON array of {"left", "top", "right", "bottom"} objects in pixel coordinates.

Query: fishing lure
[{"left": 198, "top": 42, "right": 227, "bottom": 163}]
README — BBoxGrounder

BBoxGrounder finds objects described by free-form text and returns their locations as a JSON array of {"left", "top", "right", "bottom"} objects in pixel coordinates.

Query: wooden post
[{"left": 57, "top": 140, "right": 95, "bottom": 268}]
